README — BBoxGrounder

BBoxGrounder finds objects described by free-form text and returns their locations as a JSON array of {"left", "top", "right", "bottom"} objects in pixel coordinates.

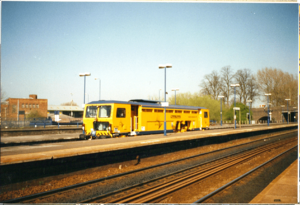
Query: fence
[{"left": 213, "top": 120, "right": 287, "bottom": 125}]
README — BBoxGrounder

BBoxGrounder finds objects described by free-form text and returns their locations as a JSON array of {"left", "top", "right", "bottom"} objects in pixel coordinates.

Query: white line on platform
[
  {"left": 210, "top": 133, "right": 221, "bottom": 135},
  {"left": 140, "top": 140, "right": 161, "bottom": 144}
]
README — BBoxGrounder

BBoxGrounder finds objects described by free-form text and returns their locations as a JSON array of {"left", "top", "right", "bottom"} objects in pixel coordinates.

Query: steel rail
[
  {"left": 193, "top": 144, "right": 297, "bottom": 203},
  {"left": 107, "top": 138, "right": 293, "bottom": 203},
  {"left": 105, "top": 137, "right": 296, "bottom": 203},
  {"left": 81, "top": 132, "right": 295, "bottom": 203},
  {"left": 1, "top": 130, "right": 295, "bottom": 203}
]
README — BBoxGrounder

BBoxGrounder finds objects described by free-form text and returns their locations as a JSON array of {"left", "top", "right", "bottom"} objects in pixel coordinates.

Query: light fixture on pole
[
  {"left": 159, "top": 64, "right": 172, "bottom": 136},
  {"left": 79, "top": 73, "right": 91, "bottom": 107},
  {"left": 172, "top": 88, "right": 179, "bottom": 105},
  {"left": 230, "top": 84, "right": 240, "bottom": 129},
  {"left": 265, "top": 93, "right": 271, "bottom": 126},
  {"left": 95, "top": 78, "right": 101, "bottom": 101},
  {"left": 218, "top": 96, "right": 224, "bottom": 126},
  {"left": 247, "top": 100, "right": 252, "bottom": 125},
  {"left": 285, "top": 99, "right": 290, "bottom": 124}
]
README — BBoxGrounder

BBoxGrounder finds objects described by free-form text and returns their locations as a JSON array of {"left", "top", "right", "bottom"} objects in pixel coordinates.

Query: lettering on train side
[{"left": 170, "top": 115, "right": 181, "bottom": 119}]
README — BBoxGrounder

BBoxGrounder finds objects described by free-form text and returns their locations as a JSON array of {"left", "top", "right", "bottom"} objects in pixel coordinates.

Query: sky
[{"left": 1, "top": 2, "right": 298, "bottom": 107}]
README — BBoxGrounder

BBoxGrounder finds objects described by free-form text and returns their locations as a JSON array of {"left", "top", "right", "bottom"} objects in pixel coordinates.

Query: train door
[
  {"left": 131, "top": 105, "right": 139, "bottom": 133},
  {"left": 199, "top": 109, "right": 203, "bottom": 130},
  {"left": 199, "top": 109, "right": 210, "bottom": 130},
  {"left": 202, "top": 109, "right": 210, "bottom": 128},
  {"left": 113, "top": 104, "right": 131, "bottom": 134}
]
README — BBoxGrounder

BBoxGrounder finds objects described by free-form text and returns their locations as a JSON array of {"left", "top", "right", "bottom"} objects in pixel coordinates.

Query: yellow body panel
[{"left": 138, "top": 107, "right": 210, "bottom": 132}]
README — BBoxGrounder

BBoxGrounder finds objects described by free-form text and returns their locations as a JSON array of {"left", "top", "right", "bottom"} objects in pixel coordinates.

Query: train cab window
[
  {"left": 204, "top": 112, "right": 208, "bottom": 118},
  {"left": 117, "top": 108, "right": 126, "bottom": 118},
  {"left": 86, "top": 106, "right": 97, "bottom": 118},
  {"left": 99, "top": 106, "right": 111, "bottom": 118}
]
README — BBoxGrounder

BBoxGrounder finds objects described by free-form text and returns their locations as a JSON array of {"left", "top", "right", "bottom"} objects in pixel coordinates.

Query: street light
[
  {"left": 172, "top": 88, "right": 179, "bottom": 105},
  {"left": 218, "top": 96, "right": 224, "bottom": 126},
  {"left": 281, "top": 105, "right": 285, "bottom": 123},
  {"left": 265, "top": 93, "right": 271, "bottom": 126},
  {"left": 95, "top": 78, "right": 101, "bottom": 101},
  {"left": 230, "top": 84, "right": 240, "bottom": 129},
  {"left": 285, "top": 99, "right": 290, "bottom": 124},
  {"left": 159, "top": 64, "right": 172, "bottom": 136},
  {"left": 247, "top": 100, "right": 252, "bottom": 125},
  {"left": 79, "top": 73, "right": 91, "bottom": 107}
]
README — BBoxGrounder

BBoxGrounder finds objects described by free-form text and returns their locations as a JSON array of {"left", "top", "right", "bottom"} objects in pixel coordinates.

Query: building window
[
  {"left": 33, "top": 104, "right": 35, "bottom": 108},
  {"left": 22, "top": 104, "right": 25, "bottom": 108},
  {"left": 12, "top": 105, "right": 17, "bottom": 113},
  {"left": 29, "top": 104, "right": 32, "bottom": 108},
  {"left": 26, "top": 104, "right": 28, "bottom": 108},
  {"left": 37, "top": 104, "right": 39, "bottom": 108}
]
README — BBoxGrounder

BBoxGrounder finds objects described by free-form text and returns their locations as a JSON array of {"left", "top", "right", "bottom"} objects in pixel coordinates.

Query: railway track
[
  {"left": 84, "top": 136, "right": 297, "bottom": 203},
  {"left": 194, "top": 145, "right": 296, "bottom": 203},
  {"left": 1, "top": 130, "right": 297, "bottom": 203}
]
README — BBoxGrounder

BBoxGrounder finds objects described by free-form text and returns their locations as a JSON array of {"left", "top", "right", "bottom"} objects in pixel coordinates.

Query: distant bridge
[{"left": 252, "top": 106, "right": 298, "bottom": 123}]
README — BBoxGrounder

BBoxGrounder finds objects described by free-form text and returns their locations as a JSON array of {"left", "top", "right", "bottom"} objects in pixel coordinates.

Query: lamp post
[
  {"left": 172, "top": 88, "right": 179, "bottom": 105},
  {"left": 281, "top": 105, "right": 285, "bottom": 123},
  {"left": 247, "top": 100, "right": 252, "bottom": 125},
  {"left": 230, "top": 84, "right": 240, "bottom": 129},
  {"left": 95, "top": 78, "right": 101, "bottom": 101},
  {"left": 159, "top": 64, "right": 172, "bottom": 136},
  {"left": 264, "top": 94, "right": 271, "bottom": 126},
  {"left": 79, "top": 73, "right": 91, "bottom": 107},
  {"left": 285, "top": 99, "right": 290, "bottom": 124},
  {"left": 218, "top": 96, "right": 224, "bottom": 126}
]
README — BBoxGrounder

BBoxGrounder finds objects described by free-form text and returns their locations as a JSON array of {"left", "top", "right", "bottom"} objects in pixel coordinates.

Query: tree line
[
  {"left": 199, "top": 66, "right": 297, "bottom": 107},
  {"left": 165, "top": 67, "right": 297, "bottom": 121}
]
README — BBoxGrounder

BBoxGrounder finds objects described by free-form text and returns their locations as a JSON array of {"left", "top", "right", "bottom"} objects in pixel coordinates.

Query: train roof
[{"left": 87, "top": 99, "right": 207, "bottom": 110}]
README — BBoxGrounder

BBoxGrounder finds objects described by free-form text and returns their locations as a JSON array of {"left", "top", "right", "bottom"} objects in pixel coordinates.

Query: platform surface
[
  {"left": 250, "top": 160, "right": 298, "bottom": 204},
  {"left": 0, "top": 124, "right": 297, "bottom": 165},
  {"left": 1, "top": 133, "right": 80, "bottom": 144}
]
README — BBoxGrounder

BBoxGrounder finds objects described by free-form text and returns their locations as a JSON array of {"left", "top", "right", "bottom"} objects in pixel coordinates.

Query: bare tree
[
  {"left": 257, "top": 67, "right": 297, "bottom": 106},
  {"left": 61, "top": 101, "right": 79, "bottom": 106},
  {"left": 246, "top": 74, "right": 259, "bottom": 105},
  {"left": 219, "top": 66, "right": 234, "bottom": 107},
  {"left": 199, "top": 71, "right": 222, "bottom": 100},
  {"left": 234, "top": 69, "right": 251, "bottom": 104},
  {"left": 1, "top": 88, "right": 7, "bottom": 102}
]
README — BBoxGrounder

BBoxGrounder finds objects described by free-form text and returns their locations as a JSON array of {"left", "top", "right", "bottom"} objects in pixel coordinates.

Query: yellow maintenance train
[{"left": 80, "top": 99, "right": 210, "bottom": 140}]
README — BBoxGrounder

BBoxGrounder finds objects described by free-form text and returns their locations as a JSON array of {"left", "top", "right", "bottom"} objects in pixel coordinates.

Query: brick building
[{"left": 1, "top": 94, "right": 48, "bottom": 121}]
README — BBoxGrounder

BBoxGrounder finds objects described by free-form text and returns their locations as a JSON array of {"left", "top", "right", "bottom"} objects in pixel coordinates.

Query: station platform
[
  {"left": 250, "top": 160, "right": 298, "bottom": 204},
  {"left": 0, "top": 124, "right": 297, "bottom": 166},
  {"left": 1, "top": 133, "right": 80, "bottom": 146}
]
